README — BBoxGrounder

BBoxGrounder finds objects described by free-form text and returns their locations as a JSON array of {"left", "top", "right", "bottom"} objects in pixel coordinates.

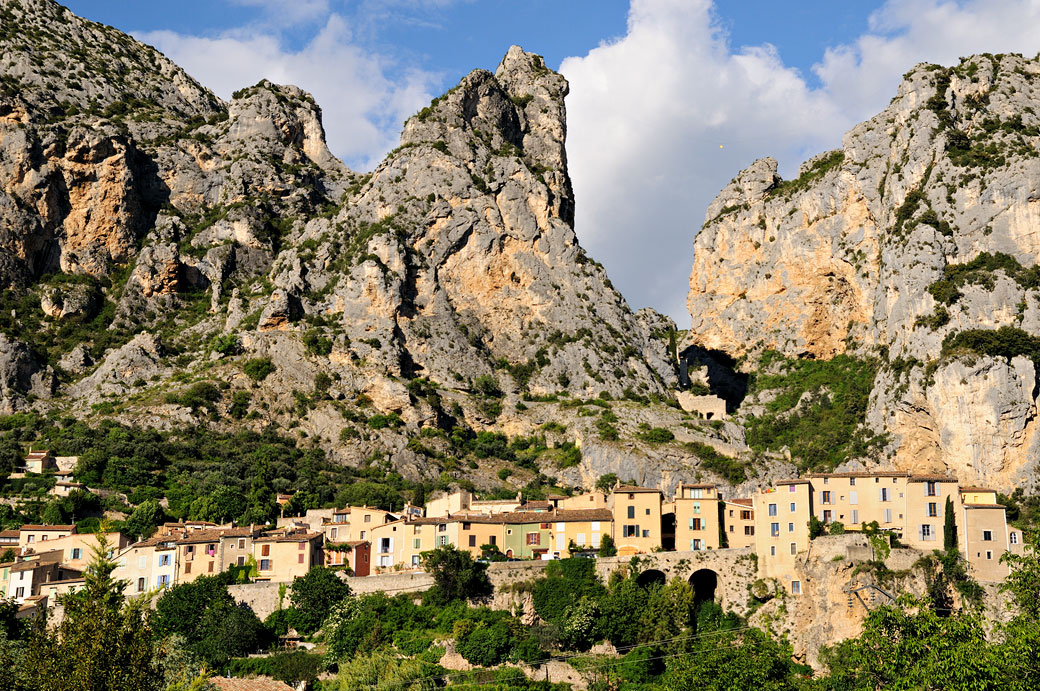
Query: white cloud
[
  {"left": 137, "top": 14, "right": 440, "bottom": 170},
  {"left": 560, "top": 0, "right": 1040, "bottom": 325}
]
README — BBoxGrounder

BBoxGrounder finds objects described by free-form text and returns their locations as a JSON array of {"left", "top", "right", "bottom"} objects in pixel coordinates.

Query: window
[
  {"left": 1011, "top": 532, "right": 1019, "bottom": 545},
  {"left": 158, "top": 575, "right": 170, "bottom": 587},
  {"left": 468, "top": 535, "right": 476, "bottom": 547},
  {"left": 822, "top": 491, "right": 832, "bottom": 505},
  {"left": 360, "top": 531, "right": 366, "bottom": 539},
  {"left": 627, "top": 506, "right": 635, "bottom": 519},
  {"left": 927, "top": 503, "right": 938, "bottom": 517},
  {"left": 489, "top": 535, "right": 497, "bottom": 546},
  {"left": 526, "top": 533, "right": 540, "bottom": 545},
  {"left": 413, "top": 538, "right": 421, "bottom": 549},
  {"left": 691, "top": 539, "right": 702, "bottom": 550},
  {"left": 159, "top": 554, "right": 171, "bottom": 567},
  {"left": 790, "top": 542, "right": 797, "bottom": 555},
  {"left": 982, "top": 530, "right": 993, "bottom": 541},
  {"left": 770, "top": 546, "right": 776, "bottom": 556},
  {"left": 237, "top": 556, "right": 245, "bottom": 566},
  {"left": 768, "top": 504, "right": 777, "bottom": 517},
  {"left": 137, "top": 578, "right": 145, "bottom": 593},
  {"left": 71, "top": 548, "right": 81, "bottom": 559},
  {"left": 926, "top": 481, "right": 938, "bottom": 497},
  {"left": 789, "top": 485, "right": 796, "bottom": 492},
  {"left": 208, "top": 562, "right": 214, "bottom": 573},
  {"left": 986, "top": 550, "right": 993, "bottom": 560},
  {"left": 790, "top": 503, "right": 796, "bottom": 512},
  {"left": 628, "top": 493, "right": 634, "bottom": 500},
  {"left": 849, "top": 478, "right": 856, "bottom": 486},
  {"left": 771, "top": 522, "right": 780, "bottom": 537},
  {"left": 298, "top": 553, "right": 305, "bottom": 564},
  {"left": 823, "top": 477, "right": 829, "bottom": 485},
  {"left": 788, "top": 522, "right": 794, "bottom": 533},
  {"left": 138, "top": 556, "right": 147, "bottom": 569},
  {"left": 745, "top": 526, "right": 755, "bottom": 536},
  {"left": 261, "top": 544, "right": 270, "bottom": 557},
  {"left": 26, "top": 536, "right": 33, "bottom": 544},
  {"left": 691, "top": 488, "right": 703, "bottom": 498},
  {"left": 298, "top": 542, "right": 306, "bottom": 551},
  {"left": 741, "top": 510, "right": 752, "bottom": 520},
  {"left": 851, "top": 510, "right": 859, "bottom": 524},
  {"left": 880, "top": 488, "right": 889, "bottom": 502},
  {"left": 260, "top": 559, "right": 271, "bottom": 570},
  {"left": 884, "top": 508, "right": 892, "bottom": 523},
  {"left": 15, "top": 587, "right": 23, "bottom": 598},
  {"left": 791, "top": 580, "right": 801, "bottom": 594},
  {"left": 850, "top": 491, "right": 858, "bottom": 505},
  {"left": 921, "top": 524, "right": 934, "bottom": 541},
  {"left": 693, "top": 502, "right": 701, "bottom": 514},
  {"left": 690, "top": 518, "right": 702, "bottom": 531},
  {"left": 729, "top": 526, "right": 734, "bottom": 532},
  {"left": 823, "top": 510, "right": 832, "bottom": 523},
  {"left": 642, "top": 529, "right": 650, "bottom": 538},
  {"left": 622, "top": 525, "right": 639, "bottom": 538},
  {"left": 645, "top": 508, "right": 651, "bottom": 515},
  {"left": 184, "top": 562, "right": 192, "bottom": 574},
  {"left": 438, "top": 524, "right": 447, "bottom": 532},
  {"left": 364, "top": 514, "right": 372, "bottom": 523}
]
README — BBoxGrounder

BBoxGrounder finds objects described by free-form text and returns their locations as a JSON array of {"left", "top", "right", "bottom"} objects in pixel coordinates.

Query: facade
[
  {"left": 674, "top": 484, "right": 722, "bottom": 551},
  {"left": 251, "top": 529, "right": 324, "bottom": 582},
  {"left": 723, "top": 498, "right": 755, "bottom": 549},
  {"left": 754, "top": 479, "right": 813, "bottom": 581},
  {"left": 806, "top": 472, "right": 910, "bottom": 532},
  {"left": 959, "top": 487, "right": 1022, "bottom": 582},
  {"left": 23, "top": 450, "right": 56, "bottom": 474},
  {"left": 610, "top": 486, "right": 663, "bottom": 555},
  {"left": 19, "top": 525, "right": 76, "bottom": 550},
  {"left": 903, "top": 476, "right": 960, "bottom": 551},
  {"left": 35, "top": 531, "right": 129, "bottom": 571}
]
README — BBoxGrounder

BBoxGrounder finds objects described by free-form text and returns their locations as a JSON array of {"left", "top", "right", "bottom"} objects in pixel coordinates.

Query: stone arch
[
  {"left": 635, "top": 569, "right": 666, "bottom": 589},
  {"left": 689, "top": 568, "right": 718, "bottom": 604}
]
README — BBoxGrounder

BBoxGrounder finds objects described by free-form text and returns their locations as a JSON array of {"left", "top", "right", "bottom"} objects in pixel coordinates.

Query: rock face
[
  {"left": 0, "top": 1, "right": 681, "bottom": 486},
  {"left": 688, "top": 53, "right": 1040, "bottom": 489}
]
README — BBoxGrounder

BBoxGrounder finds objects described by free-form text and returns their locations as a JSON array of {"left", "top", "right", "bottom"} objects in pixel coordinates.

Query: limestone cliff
[
  {"left": 688, "top": 53, "right": 1040, "bottom": 490},
  {"left": 0, "top": 0, "right": 705, "bottom": 491}
]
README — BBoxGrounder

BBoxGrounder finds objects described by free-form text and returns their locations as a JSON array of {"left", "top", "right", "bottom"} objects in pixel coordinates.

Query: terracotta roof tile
[
  {"left": 908, "top": 475, "right": 958, "bottom": 483},
  {"left": 960, "top": 486, "right": 996, "bottom": 493},
  {"left": 20, "top": 525, "right": 76, "bottom": 531},
  {"left": 612, "top": 485, "right": 663, "bottom": 494},
  {"left": 726, "top": 498, "right": 754, "bottom": 507},
  {"left": 209, "top": 677, "right": 295, "bottom": 691}
]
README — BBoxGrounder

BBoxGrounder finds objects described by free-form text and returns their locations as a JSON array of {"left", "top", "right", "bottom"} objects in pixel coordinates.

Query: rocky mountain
[
  {"left": 688, "top": 53, "right": 1040, "bottom": 491},
  {"left": 0, "top": 0, "right": 743, "bottom": 493}
]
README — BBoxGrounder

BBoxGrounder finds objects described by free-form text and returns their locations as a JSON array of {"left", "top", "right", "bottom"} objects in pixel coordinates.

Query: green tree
[
  {"left": 1001, "top": 529, "right": 1040, "bottom": 619},
  {"left": 289, "top": 566, "right": 352, "bottom": 634},
  {"left": 598, "top": 533, "right": 618, "bottom": 557},
  {"left": 420, "top": 545, "right": 492, "bottom": 605},
  {"left": 821, "top": 596, "right": 1004, "bottom": 690},
  {"left": 663, "top": 627, "right": 800, "bottom": 690},
  {"left": 124, "top": 499, "right": 166, "bottom": 540},
  {"left": 944, "top": 495, "right": 958, "bottom": 552},
  {"left": 595, "top": 473, "right": 619, "bottom": 492},
  {"left": 23, "top": 531, "right": 160, "bottom": 690}
]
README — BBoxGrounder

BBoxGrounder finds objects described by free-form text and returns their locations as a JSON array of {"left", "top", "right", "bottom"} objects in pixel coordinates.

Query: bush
[
  {"left": 243, "top": 358, "right": 275, "bottom": 382},
  {"left": 289, "top": 566, "right": 352, "bottom": 634},
  {"left": 637, "top": 427, "right": 674, "bottom": 444}
]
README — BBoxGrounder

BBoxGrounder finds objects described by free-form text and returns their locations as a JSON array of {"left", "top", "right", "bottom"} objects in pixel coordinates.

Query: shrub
[{"left": 243, "top": 358, "right": 275, "bottom": 382}]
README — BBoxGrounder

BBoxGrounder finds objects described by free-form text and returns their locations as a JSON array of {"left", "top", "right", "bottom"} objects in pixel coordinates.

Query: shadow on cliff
[{"left": 679, "top": 345, "right": 748, "bottom": 413}]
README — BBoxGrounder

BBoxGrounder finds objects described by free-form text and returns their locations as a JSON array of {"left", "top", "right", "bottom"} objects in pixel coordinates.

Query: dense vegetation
[
  {"left": 942, "top": 326, "right": 1040, "bottom": 365},
  {"left": 928, "top": 252, "right": 1040, "bottom": 305},
  {"left": 744, "top": 351, "right": 883, "bottom": 471}
]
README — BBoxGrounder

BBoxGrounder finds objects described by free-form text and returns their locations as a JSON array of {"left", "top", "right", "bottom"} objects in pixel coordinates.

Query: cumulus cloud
[
  {"left": 137, "top": 14, "right": 439, "bottom": 170},
  {"left": 561, "top": 0, "right": 1040, "bottom": 325}
]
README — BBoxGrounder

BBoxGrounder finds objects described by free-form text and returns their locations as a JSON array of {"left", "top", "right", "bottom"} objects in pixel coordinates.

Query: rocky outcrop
[{"left": 688, "top": 53, "right": 1040, "bottom": 489}]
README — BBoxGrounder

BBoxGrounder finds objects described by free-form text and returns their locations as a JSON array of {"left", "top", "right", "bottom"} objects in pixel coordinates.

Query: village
[{"left": 1, "top": 449, "right": 1023, "bottom": 619}]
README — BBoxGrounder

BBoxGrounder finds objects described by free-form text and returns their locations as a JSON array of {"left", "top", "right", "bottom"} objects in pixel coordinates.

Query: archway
[
  {"left": 636, "top": 569, "right": 666, "bottom": 589},
  {"left": 689, "top": 568, "right": 718, "bottom": 604}
]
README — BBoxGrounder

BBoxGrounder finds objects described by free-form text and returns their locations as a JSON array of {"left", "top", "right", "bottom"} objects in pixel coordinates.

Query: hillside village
[{"left": 3, "top": 448, "right": 1023, "bottom": 619}]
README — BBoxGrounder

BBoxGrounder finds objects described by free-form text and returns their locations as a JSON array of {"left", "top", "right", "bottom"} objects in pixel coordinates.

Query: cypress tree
[{"left": 943, "top": 496, "right": 957, "bottom": 552}]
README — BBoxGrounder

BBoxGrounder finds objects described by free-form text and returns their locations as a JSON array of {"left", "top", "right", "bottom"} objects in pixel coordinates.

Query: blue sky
[{"left": 61, "top": 0, "right": 1040, "bottom": 324}]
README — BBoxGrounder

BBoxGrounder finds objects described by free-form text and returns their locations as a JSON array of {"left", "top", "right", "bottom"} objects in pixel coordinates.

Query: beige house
[
  {"left": 178, "top": 527, "right": 260, "bottom": 582},
  {"left": 903, "top": 476, "right": 960, "bottom": 550},
  {"left": 114, "top": 535, "right": 179, "bottom": 596},
  {"left": 610, "top": 486, "right": 663, "bottom": 555},
  {"left": 959, "top": 487, "right": 1021, "bottom": 582},
  {"left": 806, "top": 471, "right": 911, "bottom": 531},
  {"left": 723, "top": 498, "right": 755, "bottom": 548},
  {"left": 674, "top": 483, "right": 722, "bottom": 551},
  {"left": 19, "top": 525, "right": 76, "bottom": 550},
  {"left": 6, "top": 552, "right": 70, "bottom": 603},
  {"left": 32, "top": 531, "right": 129, "bottom": 571},
  {"left": 550, "top": 492, "right": 609, "bottom": 511},
  {"left": 425, "top": 490, "right": 525, "bottom": 518},
  {"left": 251, "top": 529, "right": 324, "bottom": 582},
  {"left": 754, "top": 479, "right": 812, "bottom": 587},
  {"left": 23, "top": 450, "right": 56, "bottom": 474}
]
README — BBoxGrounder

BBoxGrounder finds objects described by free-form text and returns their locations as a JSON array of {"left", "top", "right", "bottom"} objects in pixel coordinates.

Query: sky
[{"left": 63, "top": 0, "right": 1040, "bottom": 325}]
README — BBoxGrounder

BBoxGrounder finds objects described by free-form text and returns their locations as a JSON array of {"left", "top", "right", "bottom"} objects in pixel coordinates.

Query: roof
[
  {"left": 807, "top": 471, "right": 910, "bottom": 478},
  {"left": 678, "top": 483, "right": 717, "bottom": 489},
  {"left": 0, "top": 530, "right": 20, "bottom": 538},
  {"left": 20, "top": 525, "right": 76, "bottom": 532},
  {"left": 772, "top": 479, "right": 811, "bottom": 487},
  {"left": 908, "top": 475, "right": 958, "bottom": 483},
  {"left": 521, "top": 500, "right": 551, "bottom": 509},
  {"left": 209, "top": 677, "right": 295, "bottom": 691},
  {"left": 960, "top": 486, "right": 996, "bottom": 493},
  {"left": 726, "top": 498, "right": 754, "bottom": 507},
  {"left": 25, "top": 451, "right": 51, "bottom": 459},
  {"left": 178, "top": 528, "right": 259, "bottom": 545},
  {"left": 613, "top": 485, "right": 663, "bottom": 495},
  {"left": 344, "top": 540, "right": 368, "bottom": 547},
  {"left": 499, "top": 509, "right": 614, "bottom": 523},
  {"left": 253, "top": 531, "right": 322, "bottom": 543},
  {"left": 963, "top": 503, "right": 1007, "bottom": 510},
  {"left": 11, "top": 559, "right": 58, "bottom": 572}
]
